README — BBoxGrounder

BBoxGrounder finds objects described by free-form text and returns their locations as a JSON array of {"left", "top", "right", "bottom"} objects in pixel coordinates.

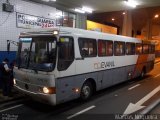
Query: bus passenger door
[{"left": 56, "top": 36, "right": 77, "bottom": 103}]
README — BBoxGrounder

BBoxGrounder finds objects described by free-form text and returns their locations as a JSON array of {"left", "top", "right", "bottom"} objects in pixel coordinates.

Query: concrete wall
[{"left": 87, "top": 20, "right": 117, "bottom": 34}]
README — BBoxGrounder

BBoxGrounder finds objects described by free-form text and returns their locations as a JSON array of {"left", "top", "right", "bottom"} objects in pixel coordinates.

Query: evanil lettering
[{"left": 94, "top": 61, "right": 115, "bottom": 69}]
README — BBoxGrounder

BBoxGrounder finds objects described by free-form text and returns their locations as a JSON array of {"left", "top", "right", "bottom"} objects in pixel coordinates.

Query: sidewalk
[
  {"left": 0, "top": 88, "right": 23, "bottom": 104},
  {"left": 0, "top": 57, "right": 160, "bottom": 104}
]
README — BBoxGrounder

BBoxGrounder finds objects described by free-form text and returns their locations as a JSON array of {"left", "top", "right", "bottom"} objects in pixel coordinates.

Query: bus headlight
[
  {"left": 53, "top": 30, "right": 59, "bottom": 35},
  {"left": 13, "top": 78, "right": 16, "bottom": 85},
  {"left": 42, "top": 87, "right": 56, "bottom": 94}
]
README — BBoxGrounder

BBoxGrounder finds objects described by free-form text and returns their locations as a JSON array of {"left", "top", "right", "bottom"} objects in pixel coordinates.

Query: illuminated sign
[
  {"left": 20, "top": 38, "right": 32, "bottom": 42},
  {"left": 16, "top": 13, "right": 56, "bottom": 29}
]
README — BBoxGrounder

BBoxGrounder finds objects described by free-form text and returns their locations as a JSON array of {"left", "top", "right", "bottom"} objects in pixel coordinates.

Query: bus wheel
[
  {"left": 140, "top": 67, "right": 146, "bottom": 78},
  {"left": 80, "top": 81, "right": 93, "bottom": 100}
]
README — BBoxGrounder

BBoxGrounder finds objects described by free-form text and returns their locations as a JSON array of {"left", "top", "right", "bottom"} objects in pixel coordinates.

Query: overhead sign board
[{"left": 16, "top": 13, "right": 56, "bottom": 29}]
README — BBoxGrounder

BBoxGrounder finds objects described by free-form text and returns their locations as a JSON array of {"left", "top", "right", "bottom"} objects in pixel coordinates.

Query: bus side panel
[
  {"left": 56, "top": 72, "right": 98, "bottom": 104},
  {"left": 147, "top": 60, "right": 154, "bottom": 72},
  {"left": 132, "top": 61, "right": 153, "bottom": 78},
  {"left": 132, "top": 54, "right": 155, "bottom": 78},
  {"left": 56, "top": 76, "right": 79, "bottom": 104},
  {"left": 101, "top": 69, "right": 113, "bottom": 89},
  {"left": 125, "top": 65, "right": 136, "bottom": 80},
  {"left": 112, "top": 67, "right": 126, "bottom": 85},
  {"left": 101, "top": 65, "right": 135, "bottom": 89}
]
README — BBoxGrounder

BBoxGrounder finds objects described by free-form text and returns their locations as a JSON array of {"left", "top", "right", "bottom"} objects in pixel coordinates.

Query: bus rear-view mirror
[{"left": 7, "top": 40, "right": 10, "bottom": 53}]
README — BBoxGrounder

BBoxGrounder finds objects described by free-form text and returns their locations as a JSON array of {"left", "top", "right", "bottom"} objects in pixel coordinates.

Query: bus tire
[
  {"left": 80, "top": 81, "right": 93, "bottom": 101},
  {"left": 140, "top": 67, "right": 146, "bottom": 79}
]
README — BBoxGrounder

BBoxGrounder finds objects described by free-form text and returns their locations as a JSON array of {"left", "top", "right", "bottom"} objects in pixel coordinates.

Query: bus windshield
[{"left": 17, "top": 36, "right": 57, "bottom": 71}]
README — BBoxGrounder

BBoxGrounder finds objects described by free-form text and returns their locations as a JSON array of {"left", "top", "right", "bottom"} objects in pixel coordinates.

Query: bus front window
[
  {"left": 18, "top": 36, "right": 57, "bottom": 71},
  {"left": 18, "top": 38, "right": 32, "bottom": 68}
]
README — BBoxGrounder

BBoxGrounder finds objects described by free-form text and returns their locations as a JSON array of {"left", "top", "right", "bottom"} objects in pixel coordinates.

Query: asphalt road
[{"left": 0, "top": 62, "right": 160, "bottom": 120}]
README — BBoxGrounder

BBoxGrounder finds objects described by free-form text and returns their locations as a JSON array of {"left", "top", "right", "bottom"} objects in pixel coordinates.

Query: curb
[
  {"left": 155, "top": 61, "right": 160, "bottom": 64},
  {"left": 0, "top": 88, "right": 24, "bottom": 104},
  {"left": 155, "top": 57, "right": 160, "bottom": 64},
  {"left": 0, "top": 95, "right": 24, "bottom": 104},
  {"left": 140, "top": 98, "right": 160, "bottom": 115},
  {"left": 132, "top": 98, "right": 160, "bottom": 120}
]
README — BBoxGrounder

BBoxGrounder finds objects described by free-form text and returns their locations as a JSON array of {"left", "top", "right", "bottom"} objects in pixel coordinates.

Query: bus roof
[{"left": 20, "top": 27, "right": 142, "bottom": 43}]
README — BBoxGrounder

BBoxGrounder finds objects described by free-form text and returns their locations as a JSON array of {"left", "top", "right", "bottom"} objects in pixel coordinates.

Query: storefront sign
[{"left": 16, "top": 13, "right": 55, "bottom": 29}]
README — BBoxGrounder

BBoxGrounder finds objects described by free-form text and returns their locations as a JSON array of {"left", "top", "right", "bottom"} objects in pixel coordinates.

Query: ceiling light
[
  {"left": 82, "top": 6, "right": 93, "bottom": 13},
  {"left": 42, "top": 0, "right": 49, "bottom": 1},
  {"left": 42, "top": 0, "right": 56, "bottom": 2},
  {"left": 155, "top": 14, "right": 159, "bottom": 18},
  {"left": 56, "top": 12, "right": 63, "bottom": 17},
  {"left": 124, "top": 0, "right": 137, "bottom": 8},
  {"left": 112, "top": 18, "right": 115, "bottom": 21},
  {"left": 123, "top": 12, "right": 126, "bottom": 15},
  {"left": 75, "top": 8, "right": 85, "bottom": 14}
]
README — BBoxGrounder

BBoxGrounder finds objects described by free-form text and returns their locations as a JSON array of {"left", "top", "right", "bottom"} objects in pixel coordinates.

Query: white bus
[{"left": 13, "top": 27, "right": 155, "bottom": 105}]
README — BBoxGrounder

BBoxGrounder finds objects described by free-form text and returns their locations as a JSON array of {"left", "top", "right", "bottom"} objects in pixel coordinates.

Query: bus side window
[
  {"left": 82, "top": 42, "right": 89, "bottom": 56},
  {"left": 143, "top": 44, "right": 149, "bottom": 54},
  {"left": 78, "top": 38, "right": 97, "bottom": 57},
  {"left": 150, "top": 45, "right": 155, "bottom": 54},
  {"left": 148, "top": 44, "right": 155, "bottom": 54},
  {"left": 126, "top": 42, "right": 135, "bottom": 55},
  {"left": 136, "top": 43, "right": 142, "bottom": 54},
  {"left": 58, "top": 37, "right": 74, "bottom": 71},
  {"left": 98, "top": 40, "right": 106, "bottom": 56},
  {"left": 98, "top": 40, "right": 113, "bottom": 56},
  {"left": 114, "top": 41, "right": 125, "bottom": 56},
  {"left": 106, "top": 41, "right": 113, "bottom": 56}
]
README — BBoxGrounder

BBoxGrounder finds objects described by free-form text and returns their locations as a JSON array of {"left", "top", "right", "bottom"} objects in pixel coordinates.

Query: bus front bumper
[{"left": 14, "top": 85, "right": 57, "bottom": 105}]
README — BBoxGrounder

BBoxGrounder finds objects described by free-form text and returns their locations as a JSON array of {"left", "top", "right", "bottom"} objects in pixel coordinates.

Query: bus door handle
[{"left": 75, "top": 57, "right": 84, "bottom": 60}]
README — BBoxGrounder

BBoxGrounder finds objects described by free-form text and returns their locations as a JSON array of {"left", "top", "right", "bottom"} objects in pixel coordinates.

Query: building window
[
  {"left": 78, "top": 38, "right": 97, "bottom": 57},
  {"left": 56, "top": 10, "right": 63, "bottom": 26},
  {"left": 68, "top": 13, "right": 76, "bottom": 28},
  {"left": 114, "top": 41, "right": 125, "bottom": 56},
  {"left": 63, "top": 12, "right": 68, "bottom": 27},
  {"left": 56, "top": 10, "right": 76, "bottom": 27}
]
